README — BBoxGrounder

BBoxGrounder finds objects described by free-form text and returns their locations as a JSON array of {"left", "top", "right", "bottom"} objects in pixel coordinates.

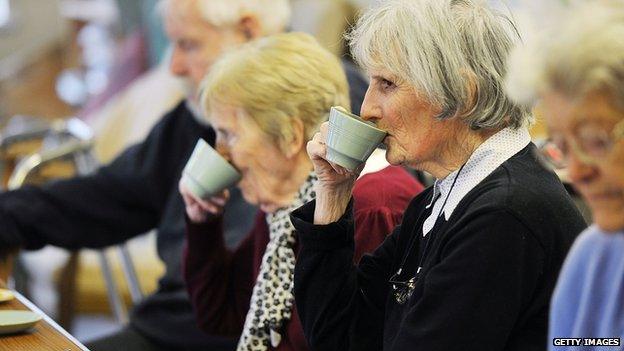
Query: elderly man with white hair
[
  {"left": 0, "top": 1, "right": 367, "bottom": 351},
  {"left": 291, "top": 0, "right": 586, "bottom": 350}
]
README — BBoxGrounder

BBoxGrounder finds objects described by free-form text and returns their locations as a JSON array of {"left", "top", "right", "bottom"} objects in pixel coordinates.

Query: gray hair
[
  {"left": 158, "top": 0, "right": 290, "bottom": 35},
  {"left": 348, "top": 0, "right": 531, "bottom": 129},
  {"left": 506, "top": 0, "right": 624, "bottom": 111}
]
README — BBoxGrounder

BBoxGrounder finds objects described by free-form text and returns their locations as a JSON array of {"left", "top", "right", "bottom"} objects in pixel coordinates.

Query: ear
[
  {"left": 238, "top": 15, "right": 262, "bottom": 41},
  {"left": 282, "top": 118, "right": 306, "bottom": 159}
]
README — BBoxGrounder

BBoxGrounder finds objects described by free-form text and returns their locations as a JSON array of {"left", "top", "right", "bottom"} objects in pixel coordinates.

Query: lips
[{"left": 583, "top": 189, "right": 622, "bottom": 204}]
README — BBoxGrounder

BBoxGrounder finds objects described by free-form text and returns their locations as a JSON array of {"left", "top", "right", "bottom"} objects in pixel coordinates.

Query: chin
[
  {"left": 593, "top": 211, "right": 624, "bottom": 233},
  {"left": 259, "top": 203, "right": 280, "bottom": 214},
  {"left": 384, "top": 148, "right": 404, "bottom": 166},
  {"left": 240, "top": 187, "right": 277, "bottom": 213},
  {"left": 239, "top": 186, "right": 259, "bottom": 207}
]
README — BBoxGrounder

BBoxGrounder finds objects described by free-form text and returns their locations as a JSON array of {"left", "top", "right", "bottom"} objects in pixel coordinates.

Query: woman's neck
[
  {"left": 426, "top": 127, "right": 501, "bottom": 179},
  {"left": 265, "top": 151, "right": 313, "bottom": 212}
]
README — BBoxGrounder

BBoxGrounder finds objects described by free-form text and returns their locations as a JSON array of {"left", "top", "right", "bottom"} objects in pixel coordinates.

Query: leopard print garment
[{"left": 237, "top": 174, "right": 317, "bottom": 351}]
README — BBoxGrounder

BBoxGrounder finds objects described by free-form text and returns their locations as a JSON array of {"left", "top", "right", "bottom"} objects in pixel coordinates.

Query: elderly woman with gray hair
[
  {"left": 506, "top": 1, "right": 624, "bottom": 348},
  {"left": 180, "top": 32, "right": 422, "bottom": 351},
  {"left": 291, "top": 1, "right": 586, "bottom": 350}
]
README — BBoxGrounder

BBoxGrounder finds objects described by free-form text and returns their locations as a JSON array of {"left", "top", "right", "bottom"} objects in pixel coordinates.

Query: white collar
[{"left": 423, "top": 127, "right": 531, "bottom": 235}]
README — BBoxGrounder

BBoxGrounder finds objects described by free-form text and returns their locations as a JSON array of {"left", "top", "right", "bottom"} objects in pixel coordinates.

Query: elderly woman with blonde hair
[
  {"left": 179, "top": 32, "right": 423, "bottom": 351},
  {"left": 506, "top": 1, "right": 624, "bottom": 348},
  {"left": 290, "top": 1, "right": 587, "bottom": 350}
]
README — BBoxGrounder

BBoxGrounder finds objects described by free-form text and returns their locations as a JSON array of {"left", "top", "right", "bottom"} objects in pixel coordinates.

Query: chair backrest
[{"left": 1, "top": 115, "right": 144, "bottom": 323}]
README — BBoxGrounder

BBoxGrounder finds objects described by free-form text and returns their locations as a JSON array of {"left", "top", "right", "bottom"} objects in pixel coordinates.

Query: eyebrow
[
  {"left": 370, "top": 75, "right": 390, "bottom": 82},
  {"left": 371, "top": 74, "right": 403, "bottom": 85}
]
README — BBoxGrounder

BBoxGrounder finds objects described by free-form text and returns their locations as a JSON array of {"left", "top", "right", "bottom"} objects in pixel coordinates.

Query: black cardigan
[{"left": 291, "top": 143, "right": 587, "bottom": 351}]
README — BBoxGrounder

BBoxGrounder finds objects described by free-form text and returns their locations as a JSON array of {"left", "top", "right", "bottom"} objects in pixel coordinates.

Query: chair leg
[
  {"left": 98, "top": 250, "right": 128, "bottom": 324},
  {"left": 57, "top": 251, "right": 79, "bottom": 330},
  {"left": 118, "top": 245, "right": 143, "bottom": 304}
]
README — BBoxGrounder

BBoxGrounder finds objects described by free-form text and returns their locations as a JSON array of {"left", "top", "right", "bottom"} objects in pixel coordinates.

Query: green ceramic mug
[
  {"left": 181, "top": 139, "right": 242, "bottom": 198},
  {"left": 325, "top": 106, "right": 387, "bottom": 171}
]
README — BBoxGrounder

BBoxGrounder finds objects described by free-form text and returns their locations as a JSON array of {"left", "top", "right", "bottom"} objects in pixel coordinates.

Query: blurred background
[{"left": 0, "top": 0, "right": 576, "bottom": 345}]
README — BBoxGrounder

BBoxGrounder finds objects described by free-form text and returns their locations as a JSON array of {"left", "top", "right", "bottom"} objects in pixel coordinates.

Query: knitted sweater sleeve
[
  {"left": 0, "top": 103, "right": 205, "bottom": 252},
  {"left": 184, "top": 212, "right": 265, "bottom": 337}
]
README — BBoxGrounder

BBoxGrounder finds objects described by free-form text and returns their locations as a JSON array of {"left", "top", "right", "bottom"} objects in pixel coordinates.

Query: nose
[
  {"left": 566, "top": 151, "right": 598, "bottom": 186},
  {"left": 360, "top": 85, "right": 381, "bottom": 123},
  {"left": 169, "top": 47, "right": 188, "bottom": 77}
]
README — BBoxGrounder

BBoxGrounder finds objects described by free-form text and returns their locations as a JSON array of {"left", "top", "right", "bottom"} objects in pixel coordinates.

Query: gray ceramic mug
[
  {"left": 181, "top": 139, "right": 242, "bottom": 198},
  {"left": 325, "top": 106, "right": 387, "bottom": 171}
]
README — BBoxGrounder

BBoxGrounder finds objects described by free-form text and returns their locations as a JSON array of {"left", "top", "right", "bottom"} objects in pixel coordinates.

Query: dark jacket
[{"left": 291, "top": 144, "right": 587, "bottom": 351}]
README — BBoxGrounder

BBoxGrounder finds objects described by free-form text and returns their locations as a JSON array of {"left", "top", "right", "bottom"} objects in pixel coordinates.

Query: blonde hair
[
  {"left": 506, "top": 0, "right": 624, "bottom": 111},
  {"left": 200, "top": 32, "right": 350, "bottom": 151},
  {"left": 348, "top": 0, "right": 530, "bottom": 129}
]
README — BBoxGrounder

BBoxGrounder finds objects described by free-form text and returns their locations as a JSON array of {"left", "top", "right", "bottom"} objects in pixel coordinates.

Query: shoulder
[
  {"left": 460, "top": 144, "right": 583, "bottom": 227},
  {"left": 155, "top": 100, "right": 190, "bottom": 129},
  {"left": 444, "top": 145, "right": 586, "bottom": 260},
  {"left": 141, "top": 100, "right": 215, "bottom": 156},
  {"left": 565, "top": 226, "right": 621, "bottom": 264},
  {"left": 573, "top": 225, "right": 612, "bottom": 249},
  {"left": 158, "top": 101, "right": 212, "bottom": 137},
  {"left": 352, "top": 166, "right": 424, "bottom": 213},
  {"left": 140, "top": 100, "right": 192, "bottom": 144},
  {"left": 552, "top": 226, "right": 610, "bottom": 299},
  {"left": 557, "top": 225, "right": 624, "bottom": 279}
]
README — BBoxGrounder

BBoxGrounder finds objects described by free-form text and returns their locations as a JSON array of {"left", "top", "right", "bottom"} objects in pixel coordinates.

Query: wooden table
[{"left": 0, "top": 281, "right": 90, "bottom": 351}]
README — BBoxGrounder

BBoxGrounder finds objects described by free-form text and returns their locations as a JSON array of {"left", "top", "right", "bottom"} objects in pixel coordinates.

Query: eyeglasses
[{"left": 546, "top": 119, "right": 624, "bottom": 167}]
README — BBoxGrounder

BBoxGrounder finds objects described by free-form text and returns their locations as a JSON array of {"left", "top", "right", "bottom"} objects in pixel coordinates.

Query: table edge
[{"left": 14, "top": 290, "right": 90, "bottom": 351}]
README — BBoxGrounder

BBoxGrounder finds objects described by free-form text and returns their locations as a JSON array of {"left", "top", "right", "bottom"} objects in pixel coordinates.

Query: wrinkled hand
[
  {"left": 307, "top": 122, "right": 363, "bottom": 224},
  {"left": 179, "top": 180, "right": 229, "bottom": 223}
]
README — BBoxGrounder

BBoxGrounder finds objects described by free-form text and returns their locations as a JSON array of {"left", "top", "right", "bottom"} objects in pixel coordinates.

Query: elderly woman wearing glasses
[
  {"left": 291, "top": 1, "right": 587, "bottom": 350},
  {"left": 506, "top": 1, "right": 624, "bottom": 348},
  {"left": 179, "top": 32, "right": 423, "bottom": 351}
]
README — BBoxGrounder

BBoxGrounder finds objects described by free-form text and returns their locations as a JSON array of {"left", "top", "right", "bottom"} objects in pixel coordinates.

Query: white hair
[
  {"left": 348, "top": 0, "right": 530, "bottom": 129},
  {"left": 158, "top": 0, "right": 290, "bottom": 35},
  {"left": 506, "top": 0, "right": 624, "bottom": 111}
]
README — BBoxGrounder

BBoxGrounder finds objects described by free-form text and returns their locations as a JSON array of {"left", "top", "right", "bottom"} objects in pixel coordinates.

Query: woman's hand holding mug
[
  {"left": 179, "top": 180, "right": 229, "bottom": 223},
  {"left": 307, "top": 122, "right": 363, "bottom": 225}
]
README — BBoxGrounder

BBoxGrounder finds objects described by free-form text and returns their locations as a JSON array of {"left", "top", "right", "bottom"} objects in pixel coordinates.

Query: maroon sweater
[{"left": 184, "top": 166, "right": 423, "bottom": 350}]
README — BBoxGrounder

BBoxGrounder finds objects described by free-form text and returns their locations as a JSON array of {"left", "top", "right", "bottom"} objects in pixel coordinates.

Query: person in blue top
[{"left": 506, "top": 1, "right": 624, "bottom": 349}]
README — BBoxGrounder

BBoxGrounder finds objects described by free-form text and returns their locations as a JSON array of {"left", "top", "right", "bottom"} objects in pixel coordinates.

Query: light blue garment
[{"left": 549, "top": 225, "right": 624, "bottom": 350}]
